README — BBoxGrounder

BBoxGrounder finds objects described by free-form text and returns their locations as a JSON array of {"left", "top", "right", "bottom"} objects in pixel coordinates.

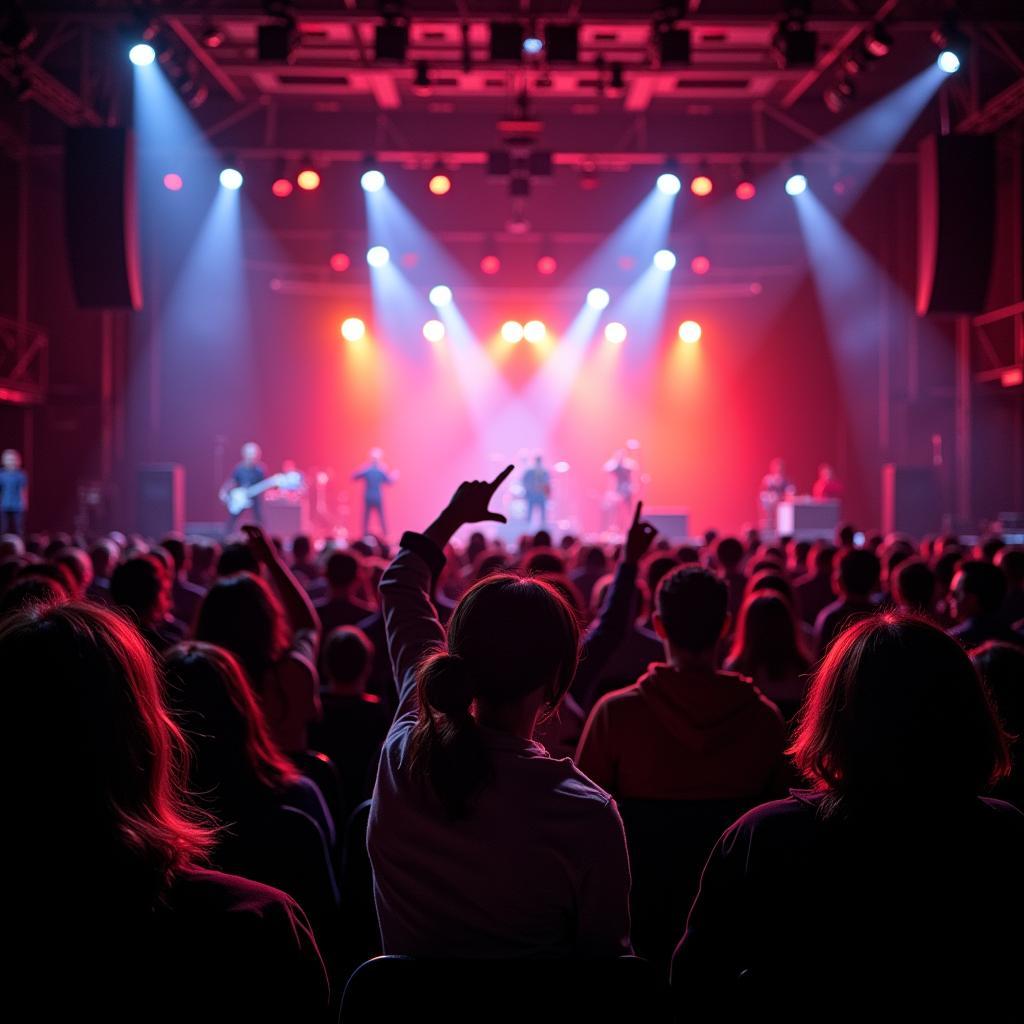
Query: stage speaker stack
[
  {"left": 64, "top": 126, "right": 143, "bottom": 310},
  {"left": 916, "top": 133, "right": 996, "bottom": 316},
  {"left": 644, "top": 508, "right": 690, "bottom": 543},
  {"left": 138, "top": 464, "right": 185, "bottom": 538},
  {"left": 881, "top": 464, "right": 941, "bottom": 538}
]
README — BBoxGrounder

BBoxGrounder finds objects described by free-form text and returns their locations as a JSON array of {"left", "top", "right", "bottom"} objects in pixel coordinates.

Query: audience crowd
[{"left": 1, "top": 482, "right": 1022, "bottom": 1021}]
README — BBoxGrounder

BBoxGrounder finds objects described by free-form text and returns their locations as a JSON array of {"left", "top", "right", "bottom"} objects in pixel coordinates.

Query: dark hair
[
  {"left": 749, "top": 558, "right": 785, "bottom": 577},
  {"left": 892, "top": 557, "right": 936, "bottom": 613},
  {"left": 656, "top": 566, "right": 728, "bottom": 653},
  {"left": 466, "top": 531, "right": 488, "bottom": 565},
  {"left": 727, "top": 592, "right": 810, "bottom": 680},
  {"left": 191, "top": 540, "right": 219, "bottom": 574},
  {"left": 714, "top": 536, "right": 744, "bottom": 570},
  {"left": 955, "top": 560, "right": 1008, "bottom": 615},
  {"left": 811, "top": 542, "right": 837, "bottom": 574},
  {"left": 995, "top": 546, "right": 1024, "bottom": 585},
  {"left": 163, "top": 642, "right": 298, "bottom": 803},
  {"left": 323, "top": 625, "right": 374, "bottom": 686},
  {"left": 89, "top": 539, "right": 119, "bottom": 577},
  {"left": 645, "top": 555, "right": 678, "bottom": 598},
  {"left": 409, "top": 573, "right": 580, "bottom": 819},
  {"left": 292, "top": 534, "right": 312, "bottom": 561},
  {"left": 581, "top": 545, "right": 607, "bottom": 572},
  {"left": 0, "top": 603, "right": 213, "bottom": 892},
  {"left": 836, "top": 523, "right": 856, "bottom": 548},
  {"left": 110, "top": 555, "right": 167, "bottom": 625},
  {"left": 326, "top": 550, "right": 360, "bottom": 589},
  {"left": 978, "top": 536, "right": 1006, "bottom": 563},
  {"left": 19, "top": 559, "right": 76, "bottom": 593},
  {"left": 523, "top": 549, "right": 566, "bottom": 576},
  {"left": 160, "top": 535, "right": 187, "bottom": 573},
  {"left": 0, "top": 575, "right": 68, "bottom": 617},
  {"left": 194, "top": 572, "right": 288, "bottom": 689},
  {"left": 532, "top": 530, "right": 552, "bottom": 549},
  {"left": 972, "top": 642, "right": 1024, "bottom": 748},
  {"left": 675, "top": 545, "right": 700, "bottom": 565},
  {"left": 472, "top": 551, "right": 508, "bottom": 582},
  {"left": 837, "top": 547, "right": 881, "bottom": 597},
  {"left": 790, "top": 614, "right": 1010, "bottom": 811},
  {"left": 53, "top": 547, "right": 91, "bottom": 593},
  {"left": 747, "top": 570, "right": 796, "bottom": 606},
  {"left": 216, "top": 542, "right": 259, "bottom": 577},
  {"left": 933, "top": 549, "right": 964, "bottom": 591}
]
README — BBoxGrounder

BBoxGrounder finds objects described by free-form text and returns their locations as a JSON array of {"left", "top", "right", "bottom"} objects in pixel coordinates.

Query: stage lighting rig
[
  {"left": 652, "top": 2, "right": 690, "bottom": 68},
  {"left": 771, "top": 2, "right": 817, "bottom": 69},
  {"left": 375, "top": 1, "right": 409, "bottom": 62},
  {"left": 823, "top": 77, "right": 854, "bottom": 114},
  {"left": 258, "top": 1, "right": 298, "bottom": 62},
  {"left": 932, "top": 14, "right": 967, "bottom": 74}
]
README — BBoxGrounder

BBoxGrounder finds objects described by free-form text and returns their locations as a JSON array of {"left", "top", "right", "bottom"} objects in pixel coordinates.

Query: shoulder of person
[{"left": 173, "top": 866, "right": 308, "bottom": 919}]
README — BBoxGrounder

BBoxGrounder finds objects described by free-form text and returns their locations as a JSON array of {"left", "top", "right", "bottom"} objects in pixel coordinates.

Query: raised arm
[
  {"left": 572, "top": 501, "right": 658, "bottom": 712},
  {"left": 379, "top": 466, "right": 513, "bottom": 719},
  {"left": 242, "top": 524, "right": 320, "bottom": 641}
]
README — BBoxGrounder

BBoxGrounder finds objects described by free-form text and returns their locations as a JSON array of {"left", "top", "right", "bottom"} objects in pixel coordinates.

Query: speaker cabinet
[
  {"left": 916, "top": 133, "right": 996, "bottom": 316},
  {"left": 64, "top": 126, "right": 143, "bottom": 310},
  {"left": 138, "top": 464, "right": 185, "bottom": 538},
  {"left": 881, "top": 464, "right": 941, "bottom": 538}
]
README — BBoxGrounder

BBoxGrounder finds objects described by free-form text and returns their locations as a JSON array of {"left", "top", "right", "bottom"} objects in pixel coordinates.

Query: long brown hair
[
  {"left": 789, "top": 613, "right": 1010, "bottom": 814},
  {"left": 727, "top": 591, "right": 810, "bottom": 679},
  {"left": 0, "top": 602, "right": 213, "bottom": 894},
  {"left": 163, "top": 642, "right": 299, "bottom": 801},
  {"left": 409, "top": 573, "right": 580, "bottom": 819}
]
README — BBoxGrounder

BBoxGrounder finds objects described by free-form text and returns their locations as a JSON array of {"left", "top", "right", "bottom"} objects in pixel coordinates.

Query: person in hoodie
[{"left": 576, "top": 565, "right": 786, "bottom": 802}]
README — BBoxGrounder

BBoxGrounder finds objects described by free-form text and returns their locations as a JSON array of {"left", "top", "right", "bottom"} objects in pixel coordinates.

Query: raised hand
[
  {"left": 445, "top": 465, "right": 515, "bottom": 526},
  {"left": 624, "top": 501, "right": 658, "bottom": 564},
  {"left": 241, "top": 523, "right": 277, "bottom": 564}
]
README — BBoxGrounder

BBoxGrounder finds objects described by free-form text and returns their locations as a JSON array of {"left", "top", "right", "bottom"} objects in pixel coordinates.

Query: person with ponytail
[{"left": 367, "top": 467, "right": 633, "bottom": 958}]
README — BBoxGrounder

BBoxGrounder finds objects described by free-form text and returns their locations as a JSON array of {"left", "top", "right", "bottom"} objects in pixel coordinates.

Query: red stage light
[
  {"left": 735, "top": 180, "right": 756, "bottom": 201},
  {"left": 690, "top": 174, "right": 713, "bottom": 197},
  {"left": 163, "top": 173, "right": 183, "bottom": 191},
  {"left": 329, "top": 252, "right": 350, "bottom": 273},
  {"left": 296, "top": 169, "right": 320, "bottom": 191},
  {"left": 428, "top": 173, "right": 452, "bottom": 196},
  {"left": 480, "top": 255, "right": 501, "bottom": 275},
  {"left": 537, "top": 256, "right": 557, "bottom": 275},
  {"left": 690, "top": 255, "right": 711, "bottom": 275},
  {"left": 271, "top": 177, "right": 293, "bottom": 197}
]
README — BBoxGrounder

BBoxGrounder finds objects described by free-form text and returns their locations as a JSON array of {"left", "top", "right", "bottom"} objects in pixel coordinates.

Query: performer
[
  {"left": 521, "top": 455, "right": 551, "bottom": 527},
  {"left": 758, "top": 456, "right": 796, "bottom": 531},
  {"left": 812, "top": 462, "right": 845, "bottom": 500},
  {"left": 353, "top": 448, "right": 397, "bottom": 538},
  {"left": 219, "top": 441, "right": 267, "bottom": 533},
  {"left": 0, "top": 448, "right": 28, "bottom": 535},
  {"left": 603, "top": 448, "right": 638, "bottom": 532}
]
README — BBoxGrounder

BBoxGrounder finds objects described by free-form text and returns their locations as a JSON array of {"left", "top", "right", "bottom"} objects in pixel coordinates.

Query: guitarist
[
  {"left": 220, "top": 441, "right": 267, "bottom": 533},
  {"left": 522, "top": 454, "right": 551, "bottom": 528}
]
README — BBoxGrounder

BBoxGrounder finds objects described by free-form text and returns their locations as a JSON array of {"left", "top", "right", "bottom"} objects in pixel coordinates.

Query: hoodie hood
[{"left": 635, "top": 663, "right": 777, "bottom": 754}]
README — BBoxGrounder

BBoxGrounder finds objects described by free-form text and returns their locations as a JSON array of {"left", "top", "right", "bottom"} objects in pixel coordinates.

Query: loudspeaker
[
  {"left": 138, "top": 464, "right": 185, "bottom": 538},
  {"left": 64, "top": 126, "right": 143, "bottom": 310},
  {"left": 881, "top": 464, "right": 941, "bottom": 538},
  {"left": 916, "top": 133, "right": 996, "bottom": 316},
  {"left": 644, "top": 508, "right": 690, "bottom": 543}
]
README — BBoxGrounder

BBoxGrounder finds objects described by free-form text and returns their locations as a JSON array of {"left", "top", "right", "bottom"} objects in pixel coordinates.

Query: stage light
[
  {"left": 480, "top": 254, "right": 501, "bottom": 275},
  {"left": 329, "top": 252, "right": 350, "bottom": 273},
  {"left": 413, "top": 61, "right": 432, "bottom": 97},
  {"left": 340, "top": 318, "right": 366, "bottom": 342},
  {"left": 864, "top": 23, "right": 893, "bottom": 58},
  {"left": 429, "top": 285, "right": 453, "bottom": 307},
  {"left": 423, "top": 319, "right": 446, "bottom": 343},
  {"left": 523, "top": 320, "right": 546, "bottom": 343},
  {"left": 129, "top": 43, "right": 156, "bottom": 66},
  {"left": 366, "top": 245, "right": 390, "bottom": 267},
  {"left": 735, "top": 179, "right": 756, "bottom": 200},
  {"left": 272, "top": 177, "right": 293, "bottom": 197},
  {"left": 523, "top": 33, "right": 544, "bottom": 56},
  {"left": 690, "top": 174, "right": 713, "bottom": 197},
  {"left": 653, "top": 249, "right": 677, "bottom": 271},
  {"left": 678, "top": 320, "right": 702, "bottom": 344},
  {"left": 297, "top": 168, "right": 321, "bottom": 191},
  {"left": 605, "top": 322, "right": 627, "bottom": 344},
  {"left": 785, "top": 173, "right": 807, "bottom": 196},
  {"left": 428, "top": 172, "right": 452, "bottom": 195},
  {"left": 657, "top": 172, "right": 682, "bottom": 195},
  {"left": 361, "top": 168, "right": 386, "bottom": 193},
  {"left": 501, "top": 320, "right": 524, "bottom": 344},
  {"left": 824, "top": 78, "right": 855, "bottom": 114},
  {"left": 937, "top": 49, "right": 960, "bottom": 74},
  {"left": 537, "top": 255, "right": 558, "bottom": 275},
  {"left": 201, "top": 24, "right": 225, "bottom": 49},
  {"left": 163, "top": 173, "right": 183, "bottom": 192},
  {"left": 690, "top": 255, "right": 711, "bottom": 275},
  {"left": 219, "top": 167, "right": 243, "bottom": 190},
  {"left": 587, "top": 287, "right": 610, "bottom": 310}
]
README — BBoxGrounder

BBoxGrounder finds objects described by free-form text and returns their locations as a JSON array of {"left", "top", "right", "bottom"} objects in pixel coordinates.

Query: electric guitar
[{"left": 223, "top": 471, "right": 302, "bottom": 516}]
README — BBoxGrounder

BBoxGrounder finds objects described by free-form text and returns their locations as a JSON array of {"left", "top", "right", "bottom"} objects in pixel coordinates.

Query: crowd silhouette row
[{"left": 2, "top": 471, "right": 1022, "bottom": 1021}]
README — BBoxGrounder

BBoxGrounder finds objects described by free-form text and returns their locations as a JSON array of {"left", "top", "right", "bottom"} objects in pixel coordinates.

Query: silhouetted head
[
  {"left": 835, "top": 547, "right": 881, "bottom": 600},
  {"left": 951, "top": 560, "right": 1008, "bottom": 621},
  {"left": 323, "top": 625, "right": 374, "bottom": 690},
  {"left": 410, "top": 573, "right": 580, "bottom": 818},
  {"left": 655, "top": 566, "right": 729, "bottom": 657},
  {"left": 791, "top": 614, "right": 1010, "bottom": 811},
  {"left": 326, "top": 550, "right": 361, "bottom": 590},
  {"left": 110, "top": 555, "right": 171, "bottom": 629},
  {"left": 892, "top": 557, "right": 936, "bottom": 614},
  {"left": 728, "top": 591, "right": 808, "bottom": 680}
]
